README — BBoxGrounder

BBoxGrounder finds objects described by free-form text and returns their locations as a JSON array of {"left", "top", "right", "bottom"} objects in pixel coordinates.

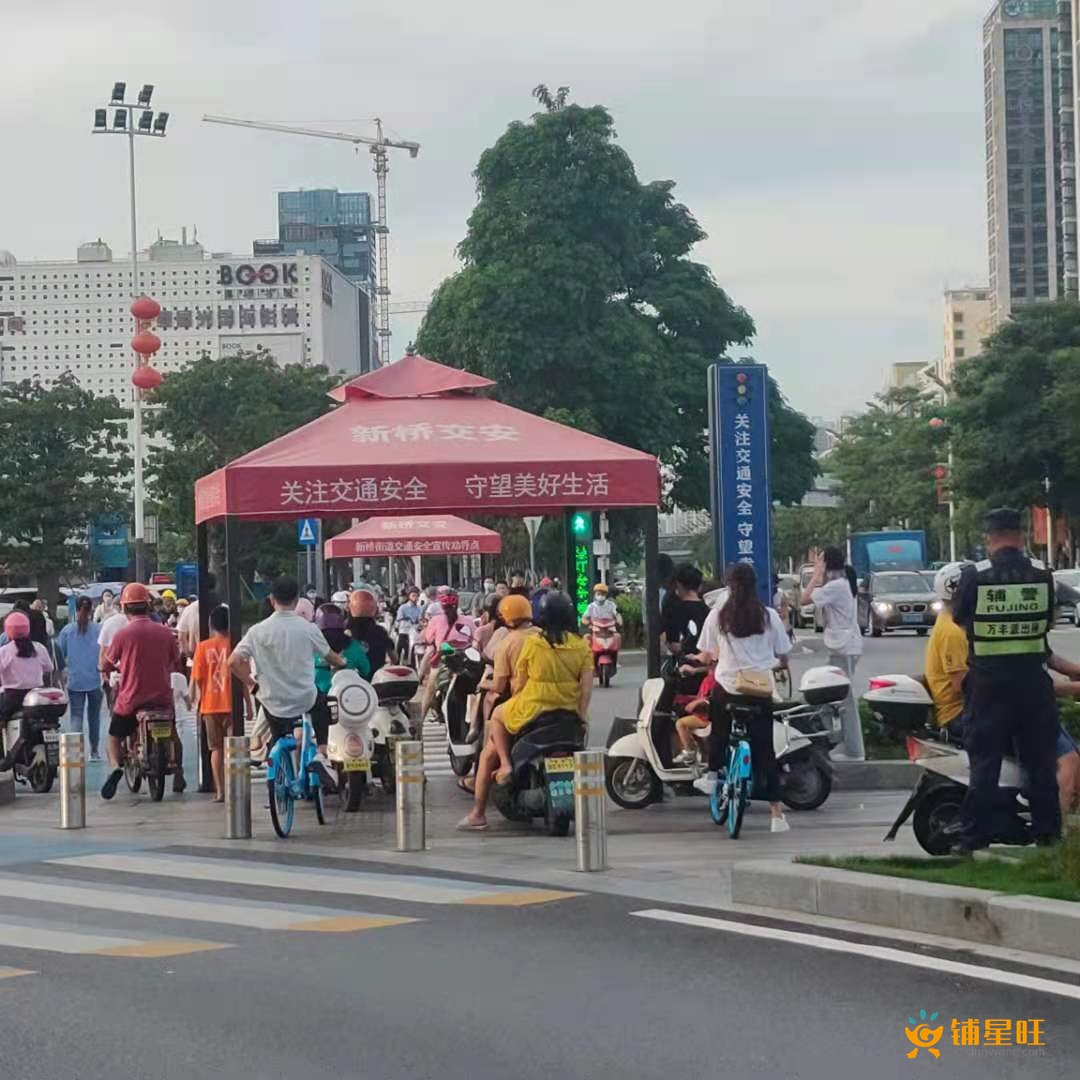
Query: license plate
[
  {"left": 545, "top": 756, "right": 575, "bottom": 774},
  {"left": 902, "top": 613, "right": 923, "bottom": 624},
  {"left": 343, "top": 758, "right": 369, "bottom": 773},
  {"left": 150, "top": 722, "right": 173, "bottom": 741},
  {"left": 43, "top": 731, "right": 60, "bottom": 743}
]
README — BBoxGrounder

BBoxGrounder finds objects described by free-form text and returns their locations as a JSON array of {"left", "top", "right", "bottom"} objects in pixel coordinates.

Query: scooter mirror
[{"left": 465, "top": 647, "right": 482, "bottom": 662}]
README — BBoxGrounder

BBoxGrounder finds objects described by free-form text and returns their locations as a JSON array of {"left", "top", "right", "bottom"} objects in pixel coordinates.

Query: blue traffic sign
[
  {"left": 708, "top": 363, "right": 773, "bottom": 607},
  {"left": 297, "top": 518, "right": 318, "bottom": 547}
]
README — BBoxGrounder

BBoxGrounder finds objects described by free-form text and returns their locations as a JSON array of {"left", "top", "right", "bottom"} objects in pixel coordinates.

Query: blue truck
[{"left": 849, "top": 530, "right": 928, "bottom": 582}]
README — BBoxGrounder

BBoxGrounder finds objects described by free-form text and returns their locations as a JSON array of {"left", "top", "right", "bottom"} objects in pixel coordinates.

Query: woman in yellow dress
[{"left": 458, "top": 591, "right": 593, "bottom": 831}]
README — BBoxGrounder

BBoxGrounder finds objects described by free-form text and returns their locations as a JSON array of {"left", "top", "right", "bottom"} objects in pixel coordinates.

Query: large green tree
[
  {"left": 146, "top": 349, "right": 339, "bottom": 574},
  {"left": 829, "top": 385, "right": 954, "bottom": 557},
  {"left": 416, "top": 87, "right": 816, "bottom": 511},
  {"left": 951, "top": 301, "right": 1080, "bottom": 518},
  {"left": 0, "top": 374, "right": 130, "bottom": 598}
]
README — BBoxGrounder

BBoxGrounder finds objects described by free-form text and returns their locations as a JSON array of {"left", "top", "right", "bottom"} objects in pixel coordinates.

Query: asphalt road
[
  {"left": 588, "top": 624, "right": 1080, "bottom": 747},
  {"left": 0, "top": 845, "right": 1077, "bottom": 1080}
]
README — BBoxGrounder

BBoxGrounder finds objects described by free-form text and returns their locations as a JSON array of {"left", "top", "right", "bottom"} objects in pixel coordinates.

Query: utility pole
[{"left": 203, "top": 114, "right": 419, "bottom": 366}]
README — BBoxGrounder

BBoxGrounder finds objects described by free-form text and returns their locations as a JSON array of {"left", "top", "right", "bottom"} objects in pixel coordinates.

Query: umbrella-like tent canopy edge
[{"left": 324, "top": 514, "right": 502, "bottom": 559}]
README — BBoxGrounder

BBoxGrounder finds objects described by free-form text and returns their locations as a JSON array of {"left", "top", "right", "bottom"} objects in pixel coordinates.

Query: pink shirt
[
  {"left": 423, "top": 613, "right": 475, "bottom": 650},
  {"left": 0, "top": 641, "right": 54, "bottom": 690}
]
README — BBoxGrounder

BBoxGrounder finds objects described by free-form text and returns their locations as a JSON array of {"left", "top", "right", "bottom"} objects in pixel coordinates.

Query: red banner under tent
[
  {"left": 193, "top": 352, "right": 660, "bottom": 524},
  {"left": 323, "top": 515, "right": 503, "bottom": 559}
]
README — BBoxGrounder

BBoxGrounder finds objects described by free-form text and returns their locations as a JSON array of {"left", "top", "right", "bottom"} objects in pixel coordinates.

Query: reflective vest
[{"left": 968, "top": 556, "right": 1052, "bottom": 661}]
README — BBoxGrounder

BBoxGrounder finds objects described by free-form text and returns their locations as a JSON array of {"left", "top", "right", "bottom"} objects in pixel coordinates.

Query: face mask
[{"left": 306, "top": 591, "right": 317, "bottom": 600}]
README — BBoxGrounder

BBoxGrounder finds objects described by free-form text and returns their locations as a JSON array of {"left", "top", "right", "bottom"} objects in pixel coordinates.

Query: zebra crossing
[
  {"left": 0, "top": 848, "right": 578, "bottom": 979},
  {"left": 422, "top": 717, "right": 455, "bottom": 778}
]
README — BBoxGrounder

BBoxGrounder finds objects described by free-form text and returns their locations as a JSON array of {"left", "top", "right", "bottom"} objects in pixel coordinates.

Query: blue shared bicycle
[
  {"left": 709, "top": 715, "right": 754, "bottom": 839},
  {"left": 265, "top": 712, "right": 326, "bottom": 839}
]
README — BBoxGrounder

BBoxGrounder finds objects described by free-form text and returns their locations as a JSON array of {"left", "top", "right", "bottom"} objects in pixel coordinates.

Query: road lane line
[
  {"left": 0, "top": 922, "right": 228, "bottom": 958},
  {"left": 462, "top": 890, "right": 581, "bottom": 907},
  {"left": 49, "top": 853, "right": 578, "bottom": 906},
  {"left": 0, "top": 967, "right": 34, "bottom": 980},
  {"left": 631, "top": 909, "right": 1080, "bottom": 1002},
  {"left": 92, "top": 940, "right": 227, "bottom": 959},
  {"left": 0, "top": 876, "right": 415, "bottom": 933},
  {"left": 286, "top": 915, "right": 415, "bottom": 932}
]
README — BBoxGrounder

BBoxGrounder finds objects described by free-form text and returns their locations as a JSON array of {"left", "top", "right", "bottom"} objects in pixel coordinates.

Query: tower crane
[{"left": 203, "top": 114, "right": 420, "bottom": 366}]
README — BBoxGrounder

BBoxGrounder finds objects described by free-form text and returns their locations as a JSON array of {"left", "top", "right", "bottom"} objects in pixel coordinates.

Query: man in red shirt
[{"left": 99, "top": 582, "right": 185, "bottom": 800}]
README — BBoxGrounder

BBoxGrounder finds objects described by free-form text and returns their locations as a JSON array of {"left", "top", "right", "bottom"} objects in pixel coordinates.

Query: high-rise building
[
  {"left": 942, "top": 287, "right": 994, "bottom": 382},
  {"left": 984, "top": 0, "right": 1077, "bottom": 327},
  {"left": 254, "top": 188, "right": 377, "bottom": 370}
]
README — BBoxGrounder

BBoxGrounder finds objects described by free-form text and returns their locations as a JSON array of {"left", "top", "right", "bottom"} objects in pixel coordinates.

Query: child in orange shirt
[{"left": 190, "top": 606, "right": 249, "bottom": 801}]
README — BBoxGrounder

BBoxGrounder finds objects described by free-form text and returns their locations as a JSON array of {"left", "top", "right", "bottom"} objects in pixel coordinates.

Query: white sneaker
[
  {"left": 770, "top": 814, "right": 791, "bottom": 834},
  {"left": 693, "top": 772, "right": 718, "bottom": 795},
  {"left": 310, "top": 753, "right": 338, "bottom": 791},
  {"left": 674, "top": 749, "right": 698, "bottom": 766},
  {"left": 830, "top": 750, "right": 866, "bottom": 763}
]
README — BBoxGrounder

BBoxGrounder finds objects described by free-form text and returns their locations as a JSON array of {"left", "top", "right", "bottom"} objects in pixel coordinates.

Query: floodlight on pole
[{"left": 91, "top": 80, "right": 169, "bottom": 584}]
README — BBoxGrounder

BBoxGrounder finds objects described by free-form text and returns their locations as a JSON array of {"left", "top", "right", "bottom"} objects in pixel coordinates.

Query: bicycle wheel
[
  {"left": 729, "top": 776, "right": 750, "bottom": 839},
  {"left": 312, "top": 770, "right": 327, "bottom": 825},
  {"left": 709, "top": 777, "right": 730, "bottom": 826},
  {"left": 268, "top": 753, "right": 296, "bottom": 838}
]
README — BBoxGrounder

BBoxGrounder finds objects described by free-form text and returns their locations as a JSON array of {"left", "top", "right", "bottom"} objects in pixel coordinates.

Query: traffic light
[{"left": 571, "top": 511, "right": 593, "bottom": 538}]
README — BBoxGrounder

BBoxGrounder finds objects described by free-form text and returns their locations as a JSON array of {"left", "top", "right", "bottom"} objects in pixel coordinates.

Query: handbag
[{"left": 733, "top": 668, "right": 773, "bottom": 699}]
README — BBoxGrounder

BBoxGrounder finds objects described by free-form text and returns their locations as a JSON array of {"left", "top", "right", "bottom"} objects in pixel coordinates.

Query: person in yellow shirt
[
  {"left": 925, "top": 564, "right": 970, "bottom": 739},
  {"left": 458, "top": 591, "right": 591, "bottom": 831}
]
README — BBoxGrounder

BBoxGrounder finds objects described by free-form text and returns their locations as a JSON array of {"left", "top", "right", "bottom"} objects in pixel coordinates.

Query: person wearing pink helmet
[
  {"left": 417, "top": 589, "right": 476, "bottom": 720},
  {"left": 0, "top": 611, "right": 55, "bottom": 771}
]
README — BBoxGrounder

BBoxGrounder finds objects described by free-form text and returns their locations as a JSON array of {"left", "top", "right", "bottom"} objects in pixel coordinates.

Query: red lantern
[
  {"left": 131, "top": 329, "right": 161, "bottom": 356},
  {"left": 132, "top": 365, "right": 163, "bottom": 391},
  {"left": 130, "top": 295, "right": 161, "bottom": 321}
]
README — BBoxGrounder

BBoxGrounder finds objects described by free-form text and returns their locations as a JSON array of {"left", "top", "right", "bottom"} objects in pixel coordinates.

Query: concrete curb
[
  {"left": 833, "top": 760, "right": 920, "bottom": 791},
  {"left": 731, "top": 859, "right": 1080, "bottom": 961}
]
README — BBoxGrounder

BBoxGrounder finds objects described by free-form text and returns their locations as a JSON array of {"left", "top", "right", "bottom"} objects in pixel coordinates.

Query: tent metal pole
[
  {"left": 224, "top": 515, "right": 245, "bottom": 737},
  {"left": 195, "top": 521, "right": 213, "bottom": 794},
  {"left": 643, "top": 510, "right": 661, "bottom": 679}
]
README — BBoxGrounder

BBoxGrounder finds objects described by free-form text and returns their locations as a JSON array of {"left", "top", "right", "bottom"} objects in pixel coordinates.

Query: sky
[{"left": 2, "top": 0, "right": 992, "bottom": 420}]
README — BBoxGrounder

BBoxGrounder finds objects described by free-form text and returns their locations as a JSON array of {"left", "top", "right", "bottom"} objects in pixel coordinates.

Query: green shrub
[
  {"left": 615, "top": 593, "right": 643, "bottom": 649},
  {"left": 859, "top": 699, "right": 909, "bottom": 760}
]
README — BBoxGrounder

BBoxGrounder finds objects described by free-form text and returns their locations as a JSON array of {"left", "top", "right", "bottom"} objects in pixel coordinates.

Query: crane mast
[{"left": 203, "top": 113, "right": 419, "bottom": 366}]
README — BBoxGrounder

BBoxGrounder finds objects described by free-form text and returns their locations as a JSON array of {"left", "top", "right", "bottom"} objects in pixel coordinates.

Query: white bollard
[
  {"left": 59, "top": 732, "right": 86, "bottom": 829},
  {"left": 395, "top": 740, "right": 426, "bottom": 852},
  {"left": 574, "top": 750, "right": 607, "bottom": 872}
]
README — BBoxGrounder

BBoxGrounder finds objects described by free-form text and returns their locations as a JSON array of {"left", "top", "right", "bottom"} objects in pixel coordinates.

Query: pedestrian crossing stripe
[
  {"left": 49, "top": 853, "right": 580, "bottom": 907},
  {"left": 0, "top": 876, "right": 417, "bottom": 934},
  {"left": 0, "top": 921, "right": 230, "bottom": 958},
  {"left": 0, "top": 967, "right": 33, "bottom": 980}
]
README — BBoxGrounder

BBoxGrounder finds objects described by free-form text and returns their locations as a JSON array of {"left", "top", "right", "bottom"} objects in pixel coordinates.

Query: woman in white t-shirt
[
  {"left": 693, "top": 563, "right": 792, "bottom": 833},
  {"left": 803, "top": 546, "right": 865, "bottom": 761}
]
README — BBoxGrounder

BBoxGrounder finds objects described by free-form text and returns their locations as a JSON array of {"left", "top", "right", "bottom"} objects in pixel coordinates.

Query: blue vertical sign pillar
[{"left": 708, "top": 364, "right": 773, "bottom": 607}]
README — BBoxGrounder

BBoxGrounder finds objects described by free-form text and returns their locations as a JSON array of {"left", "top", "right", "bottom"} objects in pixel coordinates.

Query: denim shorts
[{"left": 1057, "top": 723, "right": 1078, "bottom": 759}]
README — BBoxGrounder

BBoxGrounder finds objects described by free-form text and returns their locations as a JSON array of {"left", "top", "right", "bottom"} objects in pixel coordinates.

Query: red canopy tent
[
  {"left": 324, "top": 515, "right": 502, "bottom": 559},
  {"left": 193, "top": 354, "right": 663, "bottom": 749},
  {"left": 194, "top": 353, "right": 659, "bottom": 523}
]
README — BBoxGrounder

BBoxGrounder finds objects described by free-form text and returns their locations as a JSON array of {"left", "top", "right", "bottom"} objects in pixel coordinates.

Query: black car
[{"left": 857, "top": 571, "right": 941, "bottom": 637}]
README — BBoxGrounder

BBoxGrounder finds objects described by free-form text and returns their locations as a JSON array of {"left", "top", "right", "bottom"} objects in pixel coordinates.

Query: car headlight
[
  {"left": 931, "top": 600, "right": 943, "bottom": 613},
  {"left": 873, "top": 601, "right": 892, "bottom": 614}
]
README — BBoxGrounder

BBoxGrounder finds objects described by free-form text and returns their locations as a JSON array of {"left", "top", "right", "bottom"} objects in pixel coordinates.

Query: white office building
[{"left": 0, "top": 235, "right": 364, "bottom": 402}]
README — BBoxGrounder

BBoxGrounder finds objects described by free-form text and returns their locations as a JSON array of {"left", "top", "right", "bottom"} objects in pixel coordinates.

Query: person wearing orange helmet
[
  {"left": 346, "top": 589, "right": 397, "bottom": 673},
  {"left": 99, "top": 582, "right": 187, "bottom": 800},
  {"left": 0, "top": 611, "right": 55, "bottom": 772}
]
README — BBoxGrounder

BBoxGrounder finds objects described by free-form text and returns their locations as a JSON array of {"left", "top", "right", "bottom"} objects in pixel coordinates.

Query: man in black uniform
[{"left": 952, "top": 508, "right": 1060, "bottom": 853}]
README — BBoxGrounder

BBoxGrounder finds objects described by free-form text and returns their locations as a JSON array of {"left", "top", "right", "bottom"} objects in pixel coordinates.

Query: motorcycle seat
[{"left": 509, "top": 710, "right": 585, "bottom": 770}]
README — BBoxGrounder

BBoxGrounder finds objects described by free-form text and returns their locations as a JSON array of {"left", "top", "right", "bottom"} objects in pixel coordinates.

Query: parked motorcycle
[
  {"left": 326, "top": 670, "right": 378, "bottom": 811},
  {"left": 490, "top": 710, "right": 587, "bottom": 836},
  {"left": 439, "top": 646, "right": 485, "bottom": 778},
  {"left": 589, "top": 617, "right": 621, "bottom": 688},
  {"left": 864, "top": 674, "right": 1029, "bottom": 855},
  {"left": 605, "top": 667, "right": 849, "bottom": 812},
  {"left": 369, "top": 664, "right": 420, "bottom": 793},
  {"left": 1, "top": 687, "right": 67, "bottom": 793}
]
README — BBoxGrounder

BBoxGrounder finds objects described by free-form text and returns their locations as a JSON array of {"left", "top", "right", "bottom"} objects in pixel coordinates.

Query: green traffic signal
[{"left": 571, "top": 512, "right": 592, "bottom": 537}]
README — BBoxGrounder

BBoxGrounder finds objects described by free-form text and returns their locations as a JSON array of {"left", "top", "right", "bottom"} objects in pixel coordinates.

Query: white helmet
[
  {"left": 330, "top": 590, "right": 350, "bottom": 605},
  {"left": 933, "top": 562, "right": 968, "bottom": 602}
]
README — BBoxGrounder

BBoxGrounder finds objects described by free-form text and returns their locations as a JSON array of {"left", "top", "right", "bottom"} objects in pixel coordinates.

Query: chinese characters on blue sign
[{"left": 708, "top": 364, "right": 773, "bottom": 607}]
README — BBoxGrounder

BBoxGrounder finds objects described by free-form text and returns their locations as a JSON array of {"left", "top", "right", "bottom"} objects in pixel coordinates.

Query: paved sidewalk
[{"left": 0, "top": 773, "right": 919, "bottom": 910}]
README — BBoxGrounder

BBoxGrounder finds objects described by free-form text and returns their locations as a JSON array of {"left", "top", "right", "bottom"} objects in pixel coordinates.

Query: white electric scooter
[
  {"left": 605, "top": 667, "right": 850, "bottom": 812},
  {"left": 326, "top": 670, "right": 378, "bottom": 812}
]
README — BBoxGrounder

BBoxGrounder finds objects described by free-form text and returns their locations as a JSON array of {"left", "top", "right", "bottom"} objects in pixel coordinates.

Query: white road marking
[
  {"left": 0, "top": 921, "right": 226, "bottom": 957},
  {"left": 423, "top": 719, "right": 454, "bottom": 776},
  {"left": 631, "top": 909, "right": 1080, "bottom": 1001},
  {"left": 0, "top": 876, "right": 415, "bottom": 931},
  {"left": 50, "top": 853, "right": 572, "bottom": 905}
]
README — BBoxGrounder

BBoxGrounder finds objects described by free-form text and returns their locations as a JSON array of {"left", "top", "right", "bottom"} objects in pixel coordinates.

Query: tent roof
[
  {"left": 324, "top": 515, "right": 502, "bottom": 558},
  {"left": 329, "top": 352, "right": 495, "bottom": 402},
  {"left": 195, "top": 356, "right": 659, "bottom": 523}
]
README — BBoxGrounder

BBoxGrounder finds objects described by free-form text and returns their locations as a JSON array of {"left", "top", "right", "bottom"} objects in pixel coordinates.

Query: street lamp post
[
  {"left": 922, "top": 366, "right": 957, "bottom": 563},
  {"left": 92, "top": 82, "right": 169, "bottom": 583}
]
